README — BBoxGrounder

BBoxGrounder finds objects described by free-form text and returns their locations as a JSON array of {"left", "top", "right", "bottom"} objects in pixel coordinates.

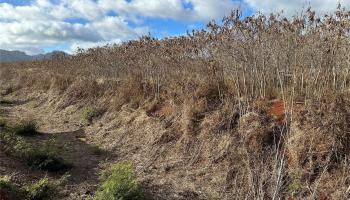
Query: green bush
[
  {"left": 287, "top": 172, "right": 302, "bottom": 195},
  {"left": 14, "top": 140, "right": 70, "bottom": 172},
  {"left": 0, "top": 176, "right": 28, "bottom": 199},
  {"left": 26, "top": 153, "right": 71, "bottom": 172},
  {"left": 12, "top": 120, "right": 38, "bottom": 136},
  {"left": 4, "top": 135, "right": 71, "bottom": 172},
  {"left": 93, "top": 163, "right": 144, "bottom": 200},
  {"left": 82, "top": 106, "right": 102, "bottom": 124},
  {"left": 26, "top": 139, "right": 72, "bottom": 172},
  {"left": 24, "top": 177, "right": 57, "bottom": 200},
  {"left": 91, "top": 144, "right": 106, "bottom": 155},
  {"left": 0, "top": 176, "right": 17, "bottom": 192},
  {"left": 0, "top": 175, "right": 69, "bottom": 200},
  {"left": 0, "top": 117, "right": 7, "bottom": 127},
  {"left": 12, "top": 136, "right": 35, "bottom": 158},
  {"left": 0, "top": 176, "right": 10, "bottom": 187}
]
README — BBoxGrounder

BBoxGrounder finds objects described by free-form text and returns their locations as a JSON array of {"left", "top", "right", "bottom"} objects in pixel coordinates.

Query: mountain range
[{"left": 0, "top": 49, "right": 69, "bottom": 62}]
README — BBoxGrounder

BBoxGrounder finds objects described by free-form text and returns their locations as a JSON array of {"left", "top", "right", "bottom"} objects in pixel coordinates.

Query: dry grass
[{"left": 1, "top": 5, "right": 350, "bottom": 199}]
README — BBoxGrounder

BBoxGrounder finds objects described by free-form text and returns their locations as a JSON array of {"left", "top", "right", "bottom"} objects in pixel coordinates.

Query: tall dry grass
[{"left": 2, "top": 6, "right": 350, "bottom": 104}]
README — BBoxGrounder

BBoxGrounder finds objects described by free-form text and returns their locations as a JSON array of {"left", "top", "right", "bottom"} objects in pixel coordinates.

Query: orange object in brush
[{"left": 269, "top": 100, "right": 285, "bottom": 125}]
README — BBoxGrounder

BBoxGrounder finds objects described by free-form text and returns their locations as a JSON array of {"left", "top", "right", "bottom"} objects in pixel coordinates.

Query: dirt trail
[{"left": 0, "top": 99, "right": 109, "bottom": 200}]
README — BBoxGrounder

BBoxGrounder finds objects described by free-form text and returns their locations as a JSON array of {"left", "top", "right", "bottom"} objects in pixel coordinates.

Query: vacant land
[{"left": 1, "top": 7, "right": 350, "bottom": 200}]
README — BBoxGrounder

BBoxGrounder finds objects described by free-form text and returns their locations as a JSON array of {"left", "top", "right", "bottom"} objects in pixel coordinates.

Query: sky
[{"left": 0, "top": 0, "right": 349, "bottom": 55}]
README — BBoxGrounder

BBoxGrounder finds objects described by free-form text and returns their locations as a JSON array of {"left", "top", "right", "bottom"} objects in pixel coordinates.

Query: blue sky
[{"left": 0, "top": 0, "right": 348, "bottom": 55}]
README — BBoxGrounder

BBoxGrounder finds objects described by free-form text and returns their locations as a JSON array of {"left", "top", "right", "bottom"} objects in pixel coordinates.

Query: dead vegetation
[{"left": 1, "top": 5, "right": 350, "bottom": 199}]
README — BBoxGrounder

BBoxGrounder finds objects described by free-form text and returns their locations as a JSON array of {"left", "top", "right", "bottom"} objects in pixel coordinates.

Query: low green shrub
[
  {"left": 93, "top": 163, "right": 144, "bottom": 200},
  {"left": 23, "top": 176, "right": 67, "bottom": 200},
  {"left": 0, "top": 175, "right": 17, "bottom": 191},
  {"left": 1, "top": 87, "right": 15, "bottom": 96},
  {"left": 287, "top": 172, "right": 302, "bottom": 196},
  {"left": 28, "top": 101, "right": 40, "bottom": 109},
  {"left": 26, "top": 139, "right": 72, "bottom": 172},
  {"left": 12, "top": 135, "right": 35, "bottom": 158},
  {"left": 0, "top": 117, "right": 6, "bottom": 127},
  {"left": 0, "top": 176, "right": 10, "bottom": 188},
  {"left": 12, "top": 120, "right": 38, "bottom": 136},
  {"left": 0, "top": 176, "right": 25, "bottom": 199},
  {"left": 3, "top": 134, "right": 71, "bottom": 173},
  {"left": 82, "top": 106, "right": 102, "bottom": 124},
  {"left": 0, "top": 175, "right": 69, "bottom": 200},
  {"left": 91, "top": 144, "right": 106, "bottom": 155},
  {"left": 26, "top": 153, "right": 71, "bottom": 172}
]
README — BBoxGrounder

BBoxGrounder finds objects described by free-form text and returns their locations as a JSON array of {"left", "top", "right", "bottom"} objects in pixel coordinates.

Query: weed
[
  {"left": 12, "top": 136, "right": 35, "bottom": 158},
  {"left": 12, "top": 120, "right": 38, "bottom": 136},
  {"left": 26, "top": 153, "right": 71, "bottom": 172},
  {"left": 1, "top": 174, "right": 69, "bottom": 200},
  {"left": 24, "top": 176, "right": 62, "bottom": 200},
  {"left": 0, "top": 176, "right": 10, "bottom": 188},
  {"left": 0, "top": 117, "right": 7, "bottom": 127},
  {"left": 93, "top": 163, "right": 144, "bottom": 200},
  {"left": 0, "top": 99, "right": 13, "bottom": 104},
  {"left": 82, "top": 106, "right": 102, "bottom": 125},
  {"left": 91, "top": 144, "right": 106, "bottom": 155},
  {"left": 3, "top": 133, "right": 71, "bottom": 172},
  {"left": 0, "top": 176, "right": 16, "bottom": 191},
  {"left": 287, "top": 172, "right": 302, "bottom": 196},
  {"left": 26, "top": 139, "right": 72, "bottom": 172},
  {"left": 2, "top": 87, "right": 13, "bottom": 95},
  {"left": 28, "top": 101, "right": 40, "bottom": 109},
  {"left": 0, "top": 176, "right": 25, "bottom": 199}
]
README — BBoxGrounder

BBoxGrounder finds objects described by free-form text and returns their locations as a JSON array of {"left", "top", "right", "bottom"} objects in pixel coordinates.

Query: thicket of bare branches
[{"left": 3, "top": 6, "right": 350, "bottom": 104}]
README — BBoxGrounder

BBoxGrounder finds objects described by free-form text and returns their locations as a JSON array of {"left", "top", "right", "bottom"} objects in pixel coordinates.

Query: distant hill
[{"left": 0, "top": 50, "right": 69, "bottom": 62}]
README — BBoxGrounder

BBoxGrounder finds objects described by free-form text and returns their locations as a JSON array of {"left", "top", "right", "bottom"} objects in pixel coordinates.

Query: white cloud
[
  {"left": 100, "top": 0, "right": 189, "bottom": 19},
  {"left": 0, "top": 20, "right": 102, "bottom": 49},
  {"left": 0, "top": 3, "right": 50, "bottom": 21},
  {"left": 64, "top": 0, "right": 106, "bottom": 20},
  {"left": 0, "top": 0, "right": 240, "bottom": 54},
  {"left": 244, "top": 0, "right": 350, "bottom": 16},
  {"left": 90, "top": 16, "right": 137, "bottom": 40},
  {"left": 99, "top": 0, "right": 239, "bottom": 21},
  {"left": 3, "top": 0, "right": 349, "bottom": 55},
  {"left": 188, "top": 0, "right": 238, "bottom": 21}
]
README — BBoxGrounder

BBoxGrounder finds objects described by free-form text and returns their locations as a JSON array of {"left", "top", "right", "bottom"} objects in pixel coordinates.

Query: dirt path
[{"left": 0, "top": 99, "right": 110, "bottom": 199}]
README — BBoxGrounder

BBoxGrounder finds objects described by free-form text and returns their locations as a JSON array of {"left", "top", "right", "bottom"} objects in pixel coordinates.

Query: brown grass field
[{"left": 1, "top": 5, "right": 350, "bottom": 199}]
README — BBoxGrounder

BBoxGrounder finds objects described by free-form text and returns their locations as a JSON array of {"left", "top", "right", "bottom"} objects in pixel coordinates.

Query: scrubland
[{"left": 1, "top": 6, "right": 350, "bottom": 199}]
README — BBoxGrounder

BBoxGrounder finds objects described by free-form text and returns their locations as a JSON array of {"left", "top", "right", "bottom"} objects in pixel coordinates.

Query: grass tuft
[
  {"left": 93, "top": 163, "right": 144, "bottom": 200},
  {"left": 82, "top": 106, "right": 102, "bottom": 125},
  {"left": 24, "top": 176, "right": 66, "bottom": 200},
  {"left": 12, "top": 120, "right": 38, "bottom": 136},
  {"left": 0, "top": 117, "right": 7, "bottom": 127},
  {"left": 3, "top": 133, "right": 72, "bottom": 173},
  {"left": 0, "top": 175, "right": 69, "bottom": 200},
  {"left": 0, "top": 176, "right": 17, "bottom": 192},
  {"left": 0, "top": 176, "right": 25, "bottom": 199},
  {"left": 91, "top": 144, "right": 106, "bottom": 155},
  {"left": 26, "top": 153, "right": 72, "bottom": 172}
]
